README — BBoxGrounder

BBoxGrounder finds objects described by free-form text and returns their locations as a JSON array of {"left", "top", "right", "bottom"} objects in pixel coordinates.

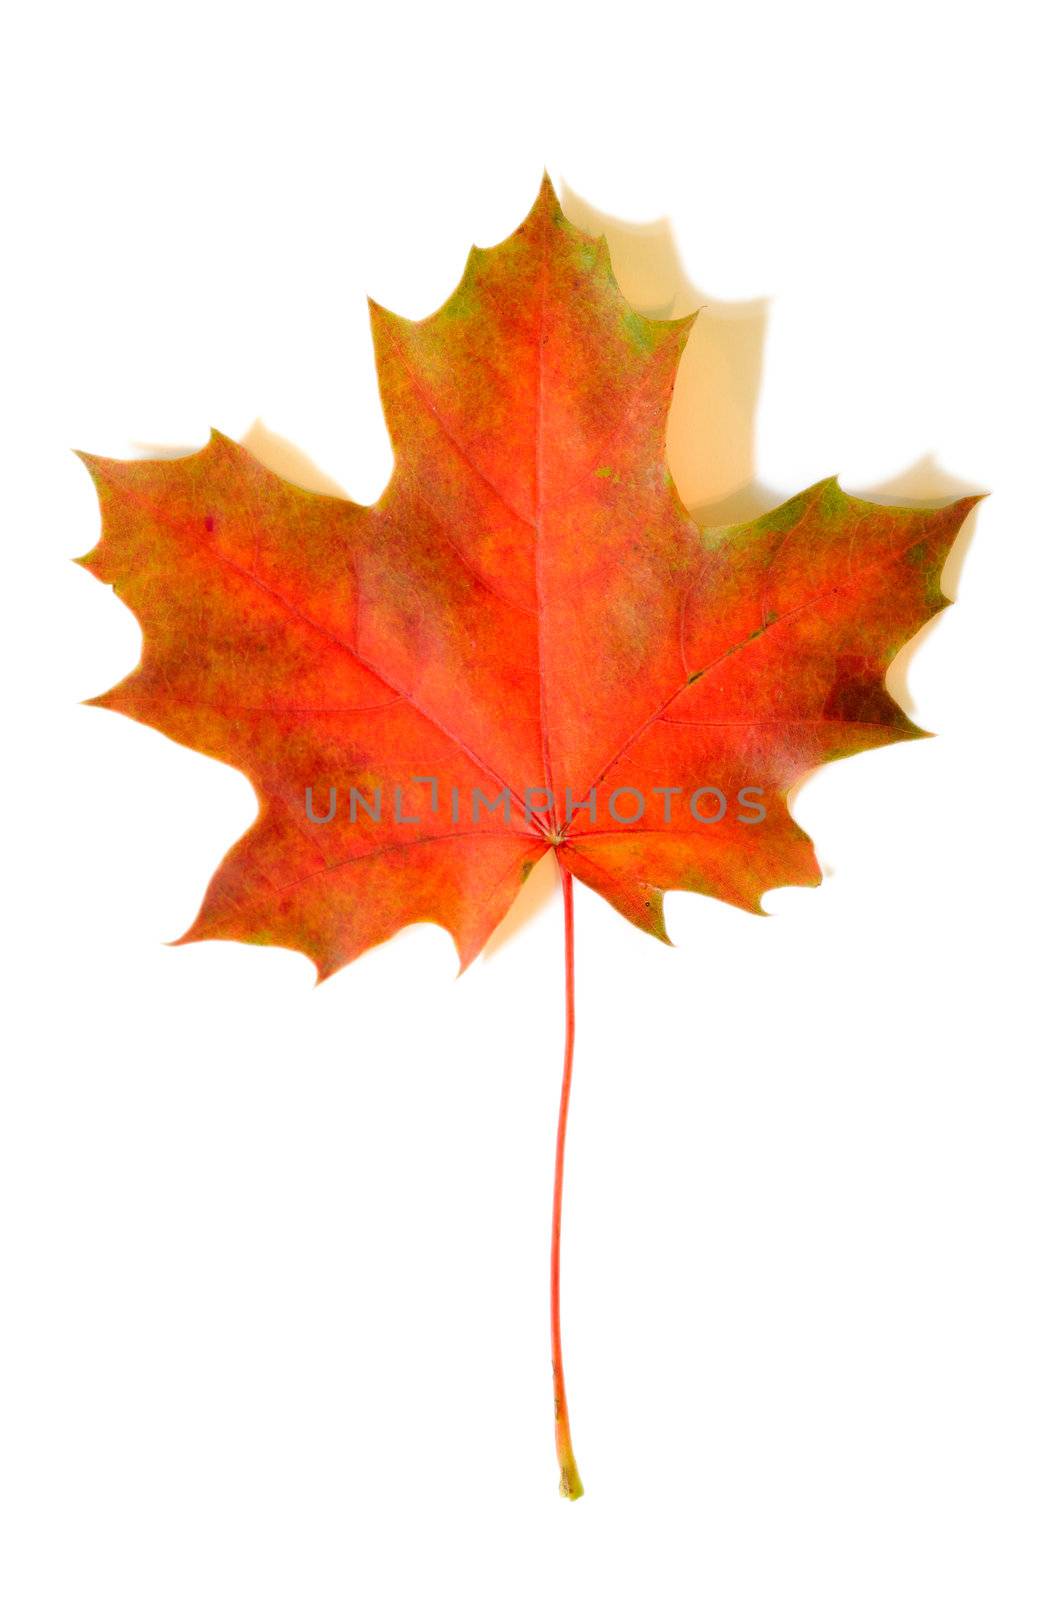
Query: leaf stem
[{"left": 551, "top": 864, "right": 584, "bottom": 1499}]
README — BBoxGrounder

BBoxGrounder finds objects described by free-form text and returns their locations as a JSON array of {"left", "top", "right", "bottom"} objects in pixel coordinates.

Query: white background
[{"left": 2, "top": 2, "right": 1060, "bottom": 1595}]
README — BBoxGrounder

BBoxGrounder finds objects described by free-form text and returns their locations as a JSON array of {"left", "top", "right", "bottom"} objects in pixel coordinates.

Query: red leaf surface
[
  {"left": 79, "top": 179, "right": 976, "bottom": 974},
  {"left": 78, "top": 176, "right": 977, "bottom": 1496}
]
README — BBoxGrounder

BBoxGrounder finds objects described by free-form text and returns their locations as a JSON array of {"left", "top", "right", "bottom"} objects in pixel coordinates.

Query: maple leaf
[{"left": 77, "top": 176, "right": 978, "bottom": 1498}]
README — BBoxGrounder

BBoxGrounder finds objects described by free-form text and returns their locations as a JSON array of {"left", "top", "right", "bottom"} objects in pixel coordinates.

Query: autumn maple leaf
[{"left": 78, "top": 176, "right": 978, "bottom": 1498}]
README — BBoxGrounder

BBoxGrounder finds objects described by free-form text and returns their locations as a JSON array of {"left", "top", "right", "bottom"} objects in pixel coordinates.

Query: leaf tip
[
  {"left": 366, "top": 294, "right": 409, "bottom": 341},
  {"left": 953, "top": 490, "right": 989, "bottom": 521},
  {"left": 73, "top": 447, "right": 104, "bottom": 482},
  {"left": 537, "top": 168, "right": 559, "bottom": 205},
  {"left": 524, "top": 170, "right": 563, "bottom": 230},
  {"left": 647, "top": 894, "right": 673, "bottom": 946}
]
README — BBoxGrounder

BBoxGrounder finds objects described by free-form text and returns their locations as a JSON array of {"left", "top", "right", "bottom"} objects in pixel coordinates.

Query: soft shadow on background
[{"left": 232, "top": 187, "right": 984, "bottom": 960}]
